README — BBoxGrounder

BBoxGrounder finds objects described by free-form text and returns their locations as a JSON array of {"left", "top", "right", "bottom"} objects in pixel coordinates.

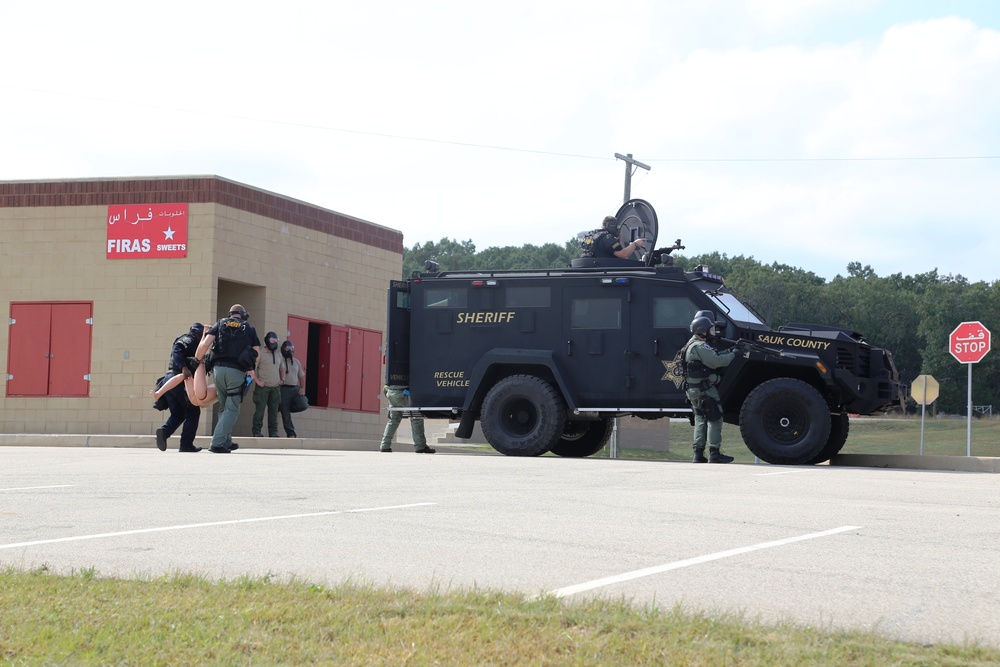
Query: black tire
[
  {"left": 550, "top": 418, "right": 613, "bottom": 458},
  {"left": 739, "top": 378, "right": 831, "bottom": 465},
  {"left": 806, "top": 412, "right": 850, "bottom": 464},
  {"left": 480, "top": 375, "right": 566, "bottom": 456}
]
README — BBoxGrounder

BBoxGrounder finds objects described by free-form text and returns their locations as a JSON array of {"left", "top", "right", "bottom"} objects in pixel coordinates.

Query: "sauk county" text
[{"left": 756, "top": 335, "right": 832, "bottom": 351}]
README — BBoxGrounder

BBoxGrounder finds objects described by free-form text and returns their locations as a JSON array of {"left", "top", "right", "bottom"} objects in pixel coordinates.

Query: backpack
[
  {"left": 212, "top": 317, "right": 257, "bottom": 372},
  {"left": 579, "top": 229, "right": 605, "bottom": 257}
]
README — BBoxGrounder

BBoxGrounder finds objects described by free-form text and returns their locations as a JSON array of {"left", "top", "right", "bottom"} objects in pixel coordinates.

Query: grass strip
[{"left": 2, "top": 567, "right": 997, "bottom": 666}]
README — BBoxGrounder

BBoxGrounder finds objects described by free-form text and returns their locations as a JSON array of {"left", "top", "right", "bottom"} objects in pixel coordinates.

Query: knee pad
[{"left": 702, "top": 396, "right": 722, "bottom": 421}]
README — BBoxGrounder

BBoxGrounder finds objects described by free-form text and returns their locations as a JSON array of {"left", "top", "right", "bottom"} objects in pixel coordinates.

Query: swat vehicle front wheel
[
  {"left": 739, "top": 378, "right": 830, "bottom": 465},
  {"left": 550, "top": 418, "right": 613, "bottom": 458},
  {"left": 481, "top": 375, "right": 566, "bottom": 457},
  {"left": 806, "top": 412, "right": 850, "bottom": 464}
]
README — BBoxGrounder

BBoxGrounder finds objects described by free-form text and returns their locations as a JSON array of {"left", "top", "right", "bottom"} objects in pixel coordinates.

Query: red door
[
  {"left": 360, "top": 329, "right": 382, "bottom": 413},
  {"left": 7, "top": 302, "right": 92, "bottom": 397},
  {"left": 328, "top": 326, "right": 349, "bottom": 408}
]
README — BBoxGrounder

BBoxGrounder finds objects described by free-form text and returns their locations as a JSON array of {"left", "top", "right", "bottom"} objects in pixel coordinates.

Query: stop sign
[
  {"left": 949, "top": 321, "right": 991, "bottom": 364},
  {"left": 910, "top": 374, "right": 939, "bottom": 405}
]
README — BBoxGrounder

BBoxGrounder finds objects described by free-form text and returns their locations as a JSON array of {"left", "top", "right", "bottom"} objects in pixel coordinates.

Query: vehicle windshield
[{"left": 707, "top": 290, "right": 766, "bottom": 326}]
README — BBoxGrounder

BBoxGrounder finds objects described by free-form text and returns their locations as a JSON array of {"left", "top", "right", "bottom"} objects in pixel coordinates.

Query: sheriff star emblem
[{"left": 662, "top": 359, "right": 685, "bottom": 389}]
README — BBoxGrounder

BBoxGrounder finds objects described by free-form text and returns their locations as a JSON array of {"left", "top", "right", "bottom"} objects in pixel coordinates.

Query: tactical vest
[
  {"left": 167, "top": 333, "right": 196, "bottom": 372},
  {"left": 212, "top": 317, "right": 249, "bottom": 361},
  {"left": 684, "top": 339, "right": 713, "bottom": 386},
  {"left": 579, "top": 229, "right": 608, "bottom": 258}
]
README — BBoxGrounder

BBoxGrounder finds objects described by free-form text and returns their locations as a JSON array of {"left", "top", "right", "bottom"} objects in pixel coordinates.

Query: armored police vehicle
[{"left": 386, "top": 199, "right": 903, "bottom": 465}]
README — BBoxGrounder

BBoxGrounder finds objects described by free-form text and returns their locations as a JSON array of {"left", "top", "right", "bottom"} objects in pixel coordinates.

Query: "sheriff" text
[{"left": 455, "top": 311, "right": 515, "bottom": 324}]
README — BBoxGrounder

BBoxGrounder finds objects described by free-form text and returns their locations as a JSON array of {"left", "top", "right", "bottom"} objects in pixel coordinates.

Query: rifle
[{"left": 719, "top": 337, "right": 784, "bottom": 358}]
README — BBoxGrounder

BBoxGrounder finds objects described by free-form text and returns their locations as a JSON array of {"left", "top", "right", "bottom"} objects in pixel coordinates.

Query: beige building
[{"left": 0, "top": 176, "right": 403, "bottom": 440}]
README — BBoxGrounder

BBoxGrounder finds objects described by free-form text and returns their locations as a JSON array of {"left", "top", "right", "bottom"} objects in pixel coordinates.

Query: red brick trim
[{"left": 0, "top": 176, "right": 404, "bottom": 254}]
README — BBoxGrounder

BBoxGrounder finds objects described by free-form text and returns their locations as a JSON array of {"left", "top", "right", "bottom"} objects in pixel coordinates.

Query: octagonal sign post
[
  {"left": 949, "top": 321, "right": 991, "bottom": 364},
  {"left": 910, "top": 374, "right": 940, "bottom": 455},
  {"left": 949, "top": 321, "right": 992, "bottom": 456}
]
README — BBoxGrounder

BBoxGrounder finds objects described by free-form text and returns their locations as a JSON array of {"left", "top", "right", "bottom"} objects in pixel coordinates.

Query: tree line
[{"left": 402, "top": 238, "right": 999, "bottom": 415}]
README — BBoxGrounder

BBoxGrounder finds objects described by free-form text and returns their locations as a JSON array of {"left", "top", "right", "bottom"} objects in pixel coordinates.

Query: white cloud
[
  {"left": 809, "top": 17, "right": 1000, "bottom": 156},
  {"left": 1, "top": 3, "right": 998, "bottom": 282}
]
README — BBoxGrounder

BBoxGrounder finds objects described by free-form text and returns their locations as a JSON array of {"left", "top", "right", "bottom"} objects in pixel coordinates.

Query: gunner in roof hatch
[{"left": 593, "top": 215, "right": 645, "bottom": 260}]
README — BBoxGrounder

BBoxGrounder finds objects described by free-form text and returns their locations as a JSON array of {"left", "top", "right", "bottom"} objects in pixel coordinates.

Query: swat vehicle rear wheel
[
  {"left": 550, "top": 418, "right": 613, "bottom": 457},
  {"left": 806, "top": 412, "right": 850, "bottom": 464},
  {"left": 739, "top": 378, "right": 830, "bottom": 465},
  {"left": 481, "top": 375, "right": 566, "bottom": 457}
]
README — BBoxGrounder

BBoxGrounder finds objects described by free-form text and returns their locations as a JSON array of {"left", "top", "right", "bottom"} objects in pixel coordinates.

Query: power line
[
  {"left": 4, "top": 83, "right": 999, "bottom": 163},
  {"left": 648, "top": 155, "right": 1000, "bottom": 162}
]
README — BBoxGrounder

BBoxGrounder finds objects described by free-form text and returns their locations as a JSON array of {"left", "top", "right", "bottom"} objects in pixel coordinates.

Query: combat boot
[
  {"left": 692, "top": 448, "right": 708, "bottom": 463},
  {"left": 708, "top": 448, "right": 734, "bottom": 464}
]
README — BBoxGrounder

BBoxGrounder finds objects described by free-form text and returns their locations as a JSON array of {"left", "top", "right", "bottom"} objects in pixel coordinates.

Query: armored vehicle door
[
  {"left": 640, "top": 283, "right": 706, "bottom": 407},
  {"left": 385, "top": 280, "right": 411, "bottom": 386},
  {"left": 561, "top": 279, "right": 633, "bottom": 406}
]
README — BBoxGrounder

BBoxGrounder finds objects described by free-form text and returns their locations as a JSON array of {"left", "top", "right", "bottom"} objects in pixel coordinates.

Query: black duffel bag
[{"left": 282, "top": 385, "right": 309, "bottom": 413}]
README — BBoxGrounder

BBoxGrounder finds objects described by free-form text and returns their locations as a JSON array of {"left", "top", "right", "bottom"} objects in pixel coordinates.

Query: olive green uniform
[
  {"left": 380, "top": 385, "right": 428, "bottom": 452},
  {"left": 684, "top": 336, "right": 737, "bottom": 454}
]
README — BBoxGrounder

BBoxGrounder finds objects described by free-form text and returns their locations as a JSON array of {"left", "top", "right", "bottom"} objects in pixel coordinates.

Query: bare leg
[
  {"left": 151, "top": 373, "right": 184, "bottom": 399},
  {"left": 195, "top": 332, "right": 213, "bottom": 362}
]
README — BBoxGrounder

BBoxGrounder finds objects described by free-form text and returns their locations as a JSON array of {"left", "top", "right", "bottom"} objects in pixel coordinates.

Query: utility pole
[
  {"left": 609, "top": 153, "right": 651, "bottom": 460},
  {"left": 614, "top": 152, "right": 651, "bottom": 203}
]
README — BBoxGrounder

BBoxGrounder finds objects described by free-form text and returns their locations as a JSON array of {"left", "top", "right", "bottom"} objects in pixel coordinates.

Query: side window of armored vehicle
[
  {"left": 653, "top": 297, "right": 700, "bottom": 328},
  {"left": 506, "top": 286, "right": 550, "bottom": 308},
  {"left": 425, "top": 288, "right": 468, "bottom": 308},
  {"left": 571, "top": 299, "right": 622, "bottom": 329},
  {"left": 395, "top": 291, "right": 409, "bottom": 308}
]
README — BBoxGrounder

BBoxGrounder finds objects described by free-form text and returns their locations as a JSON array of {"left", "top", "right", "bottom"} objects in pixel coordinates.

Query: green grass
[
  {"left": 605, "top": 416, "right": 1000, "bottom": 463},
  {"left": 2, "top": 567, "right": 998, "bottom": 666},
  {"left": 839, "top": 415, "right": 1000, "bottom": 458}
]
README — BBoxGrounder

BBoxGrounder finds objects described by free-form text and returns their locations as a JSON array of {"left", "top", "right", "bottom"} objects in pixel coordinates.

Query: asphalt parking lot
[{"left": 2, "top": 444, "right": 998, "bottom": 649}]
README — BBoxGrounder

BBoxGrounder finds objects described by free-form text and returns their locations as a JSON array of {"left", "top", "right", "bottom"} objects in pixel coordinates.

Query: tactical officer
[
  {"left": 593, "top": 215, "right": 645, "bottom": 259},
  {"left": 252, "top": 331, "right": 282, "bottom": 437},
  {"left": 196, "top": 304, "right": 260, "bottom": 454},
  {"left": 277, "top": 340, "right": 305, "bottom": 438},
  {"left": 684, "top": 315, "right": 737, "bottom": 463},
  {"left": 379, "top": 385, "right": 435, "bottom": 454},
  {"left": 155, "top": 322, "right": 205, "bottom": 453}
]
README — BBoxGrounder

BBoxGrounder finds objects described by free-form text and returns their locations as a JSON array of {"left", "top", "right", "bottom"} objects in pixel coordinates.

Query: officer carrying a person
[
  {"left": 684, "top": 313, "right": 738, "bottom": 463},
  {"left": 195, "top": 304, "right": 260, "bottom": 454},
  {"left": 155, "top": 322, "right": 204, "bottom": 453}
]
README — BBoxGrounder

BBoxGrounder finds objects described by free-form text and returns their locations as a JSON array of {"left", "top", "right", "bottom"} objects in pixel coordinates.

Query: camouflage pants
[
  {"left": 686, "top": 386, "right": 723, "bottom": 451},
  {"left": 380, "top": 386, "right": 426, "bottom": 450}
]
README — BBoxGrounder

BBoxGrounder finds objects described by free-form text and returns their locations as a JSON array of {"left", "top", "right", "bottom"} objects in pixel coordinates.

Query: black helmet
[
  {"left": 281, "top": 341, "right": 295, "bottom": 358},
  {"left": 690, "top": 316, "right": 714, "bottom": 336},
  {"left": 695, "top": 310, "right": 714, "bottom": 321},
  {"left": 189, "top": 322, "right": 204, "bottom": 338},
  {"left": 602, "top": 215, "right": 619, "bottom": 235}
]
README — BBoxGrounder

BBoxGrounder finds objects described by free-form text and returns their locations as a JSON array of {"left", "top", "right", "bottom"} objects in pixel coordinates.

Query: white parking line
[
  {"left": 0, "top": 502, "right": 435, "bottom": 551},
  {"left": 0, "top": 485, "right": 75, "bottom": 492},
  {"left": 549, "top": 525, "right": 861, "bottom": 598}
]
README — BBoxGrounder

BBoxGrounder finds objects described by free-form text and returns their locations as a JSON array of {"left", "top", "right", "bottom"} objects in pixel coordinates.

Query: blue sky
[{"left": 2, "top": 0, "right": 998, "bottom": 282}]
